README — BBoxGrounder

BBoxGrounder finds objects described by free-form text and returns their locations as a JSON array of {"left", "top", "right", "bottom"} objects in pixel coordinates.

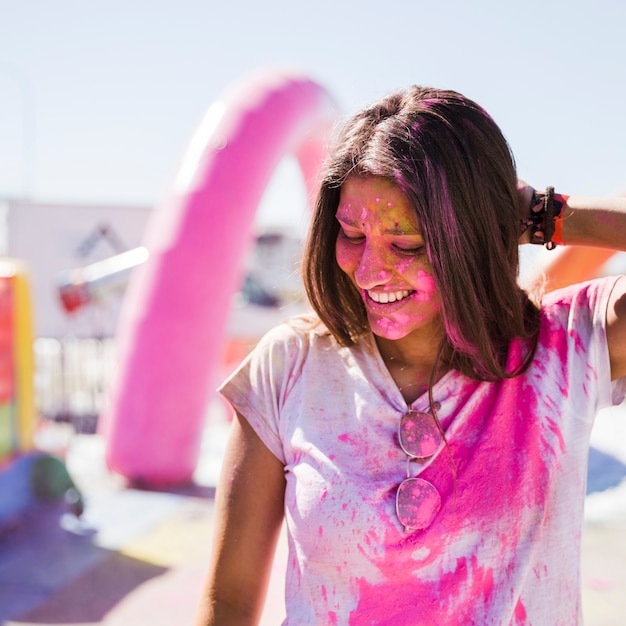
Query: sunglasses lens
[
  {"left": 396, "top": 477, "right": 441, "bottom": 531},
  {"left": 399, "top": 410, "right": 441, "bottom": 458}
]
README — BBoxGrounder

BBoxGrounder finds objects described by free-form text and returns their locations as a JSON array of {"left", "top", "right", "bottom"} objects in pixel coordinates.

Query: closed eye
[
  {"left": 393, "top": 243, "right": 425, "bottom": 255},
  {"left": 338, "top": 228, "right": 365, "bottom": 244}
]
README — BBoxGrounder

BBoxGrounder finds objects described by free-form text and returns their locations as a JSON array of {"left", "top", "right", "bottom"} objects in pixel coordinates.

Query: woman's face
[{"left": 335, "top": 176, "right": 442, "bottom": 342}]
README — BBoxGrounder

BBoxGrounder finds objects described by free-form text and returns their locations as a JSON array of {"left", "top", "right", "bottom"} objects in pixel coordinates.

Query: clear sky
[{"left": 1, "top": 0, "right": 625, "bottom": 230}]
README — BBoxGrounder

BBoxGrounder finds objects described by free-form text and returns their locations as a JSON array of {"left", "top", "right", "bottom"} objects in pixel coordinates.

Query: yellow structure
[{"left": 0, "top": 259, "right": 35, "bottom": 461}]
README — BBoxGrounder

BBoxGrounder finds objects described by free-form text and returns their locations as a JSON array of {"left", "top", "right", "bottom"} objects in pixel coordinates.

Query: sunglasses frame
[{"left": 395, "top": 410, "right": 443, "bottom": 532}]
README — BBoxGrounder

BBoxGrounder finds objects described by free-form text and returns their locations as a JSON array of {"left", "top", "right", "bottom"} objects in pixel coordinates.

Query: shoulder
[
  {"left": 525, "top": 275, "right": 624, "bottom": 409},
  {"left": 533, "top": 276, "right": 620, "bottom": 364},
  {"left": 540, "top": 275, "right": 621, "bottom": 318},
  {"left": 246, "top": 312, "right": 338, "bottom": 371},
  {"left": 257, "top": 312, "right": 333, "bottom": 349}
]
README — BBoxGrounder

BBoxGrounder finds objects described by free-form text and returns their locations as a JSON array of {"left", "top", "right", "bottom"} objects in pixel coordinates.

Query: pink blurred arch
[{"left": 100, "top": 71, "right": 339, "bottom": 485}]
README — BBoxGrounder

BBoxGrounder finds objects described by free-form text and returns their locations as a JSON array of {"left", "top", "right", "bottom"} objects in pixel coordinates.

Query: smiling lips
[{"left": 367, "top": 289, "right": 413, "bottom": 304}]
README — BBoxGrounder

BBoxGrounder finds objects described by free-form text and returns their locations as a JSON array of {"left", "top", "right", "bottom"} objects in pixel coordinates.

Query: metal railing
[{"left": 34, "top": 337, "right": 116, "bottom": 433}]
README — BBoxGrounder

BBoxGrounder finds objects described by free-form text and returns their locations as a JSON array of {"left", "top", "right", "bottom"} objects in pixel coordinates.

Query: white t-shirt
[{"left": 220, "top": 276, "right": 626, "bottom": 625}]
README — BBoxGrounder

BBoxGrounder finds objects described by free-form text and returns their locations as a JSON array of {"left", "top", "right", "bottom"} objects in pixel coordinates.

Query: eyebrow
[{"left": 336, "top": 215, "right": 422, "bottom": 237}]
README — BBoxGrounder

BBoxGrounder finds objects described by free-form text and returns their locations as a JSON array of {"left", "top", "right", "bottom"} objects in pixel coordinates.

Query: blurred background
[
  {"left": 1, "top": 0, "right": 624, "bottom": 420},
  {"left": 2, "top": 0, "right": 625, "bottom": 206},
  {"left": 0, "top": 1, "right": 625, "bottom": 624}
]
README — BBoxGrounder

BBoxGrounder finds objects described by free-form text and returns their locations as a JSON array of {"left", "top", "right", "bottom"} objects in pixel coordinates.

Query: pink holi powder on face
[
  {"left": 371, "top": 308, "right": 438, "bottom": 341},
  {"left": 335, "top": 176, "right": 443, "bottom": 343},
  {"left": 415, "top": 267, "right": 436, "bottom": 281},
  {"left": 395, "top": 259, "right": 411, "bottom": 272}
]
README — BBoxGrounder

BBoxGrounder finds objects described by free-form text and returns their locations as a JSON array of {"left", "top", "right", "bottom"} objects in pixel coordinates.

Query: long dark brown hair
[{"left": 302, "top": 85, "right": 540, "bottom": 382}]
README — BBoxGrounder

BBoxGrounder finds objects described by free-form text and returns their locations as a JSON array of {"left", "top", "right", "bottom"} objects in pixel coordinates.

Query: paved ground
[
  {"left": 0, "top": 407, "right": 288, "bottom": 626},
  {"left": 1, "top": 401, "right": 625, "bottom": 626}
]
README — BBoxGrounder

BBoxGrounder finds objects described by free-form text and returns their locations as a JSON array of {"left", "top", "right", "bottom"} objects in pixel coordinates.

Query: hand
[{"left": 517, "top": 180, "right": 539, "bottom": 244}]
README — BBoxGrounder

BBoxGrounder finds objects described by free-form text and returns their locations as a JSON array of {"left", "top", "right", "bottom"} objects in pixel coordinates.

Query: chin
[{"left": 370, "top": 321, "right": 412, "bottom": 341}]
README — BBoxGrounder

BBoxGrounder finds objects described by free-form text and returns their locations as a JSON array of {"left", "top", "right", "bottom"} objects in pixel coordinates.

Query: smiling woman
[
  {"left": 335, "top": 176, "right": 442, "bottom": 347},
  {"left": 195, "top": 85, "right": 626, "bottom": 626}
]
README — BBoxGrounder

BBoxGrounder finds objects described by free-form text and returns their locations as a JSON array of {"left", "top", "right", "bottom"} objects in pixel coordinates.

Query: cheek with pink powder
[
  {"left": 412, "top": 269, "right": 438, "bottom": 297},
  {"left": 359, "top": 264, "right": 442, "bottom": 340}
]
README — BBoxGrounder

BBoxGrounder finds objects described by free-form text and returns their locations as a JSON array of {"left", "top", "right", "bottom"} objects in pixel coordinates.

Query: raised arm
[
  {"left": 557, "top": 194, "right": 626, "bottom": 251},
  {"left": 558, "top": 194, "right": 626, "bottom": 380},
  {"left": 518, "top": 185, "right": 626, "bottom": 380},
  {"left": 194, "top": 411, "right": 286, "bottom": 626}
]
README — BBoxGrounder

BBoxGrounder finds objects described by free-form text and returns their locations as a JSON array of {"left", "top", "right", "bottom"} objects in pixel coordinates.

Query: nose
[{"left": 354, "top": 241, "right": 393, "bottom": 289}]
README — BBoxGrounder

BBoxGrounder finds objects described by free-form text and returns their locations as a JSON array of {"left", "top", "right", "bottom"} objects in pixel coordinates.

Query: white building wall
[
  {"left": 4, "top": 198, "right": 152, "bottom": 338},
  {"left": 2, "top": 198, "right": 306, "bottom": 340}
]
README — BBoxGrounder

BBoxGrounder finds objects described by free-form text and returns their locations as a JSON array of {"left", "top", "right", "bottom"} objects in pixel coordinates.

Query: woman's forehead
[{"left": 336, "top": 176, "right": 421, "bottom": 233}]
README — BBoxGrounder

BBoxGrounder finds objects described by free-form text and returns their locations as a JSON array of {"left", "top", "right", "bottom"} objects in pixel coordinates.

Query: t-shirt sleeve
[
  {"left": 605, "top": 277, "right": 626, "bottom": 405},
  {"left": 217, "top": 323, "right": 307, "bottom": 463},
  {"left": 589, "top": 276, "right": 626, "bottom": 407},
  {"left": 548, "top": 275, "right": 626, "bottom": 409}
]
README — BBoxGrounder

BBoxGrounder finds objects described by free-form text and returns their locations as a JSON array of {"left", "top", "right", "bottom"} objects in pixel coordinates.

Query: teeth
[{"left": 368, "top": 290, "right": 411, "bottom": 303}]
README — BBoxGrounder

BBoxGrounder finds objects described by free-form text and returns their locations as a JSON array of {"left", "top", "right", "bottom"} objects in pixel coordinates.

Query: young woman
[{"left": 195, "top": 86, "right": 626, "bottom": 625}]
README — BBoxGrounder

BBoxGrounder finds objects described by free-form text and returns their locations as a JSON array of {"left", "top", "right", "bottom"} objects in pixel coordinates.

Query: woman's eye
[
  {"left": 393, "top": 244, "right": 424, "bottom": 255},
  {"left": 340, "top": 231, "right": 365, "bottom": 243}
]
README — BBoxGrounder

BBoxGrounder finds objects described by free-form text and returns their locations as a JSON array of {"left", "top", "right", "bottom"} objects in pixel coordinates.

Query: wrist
[{"left": 519, "top": 187, "right": 569, "bottom": 249}]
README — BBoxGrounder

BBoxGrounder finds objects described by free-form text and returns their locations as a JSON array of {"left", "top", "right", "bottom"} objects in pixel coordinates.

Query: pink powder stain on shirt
[
  {"left": 543, "top": 416, "right": 566, "bottom": 456},
  {"left": 349, "top": 552, "right": 496, "bottom": 625},
  {"left": 350, "top": 541, "right": 503, "bottom": 624},
  {"left": 234, "top": 278, "right": 613, "bottom": 625},
  {"left": 514, "top": 598, "right": 527, "bottom": 623},
  {"left": 569, "top": 324, "right": 588, "bottom": 357},
  {"left": 336, "top": 427, "right": 378, "bottom": 462},
  {"left": 344, "top": 357, "right": 572, "bottom": 625},
  {"left": 444, "top": 391, "right": 549, "bottom": 514},
  {"left": 350, "top": 575, "right": 438, "bottom": 626},
  {"left": 481, "top": 565, "right": 495, "bottom": 603}
]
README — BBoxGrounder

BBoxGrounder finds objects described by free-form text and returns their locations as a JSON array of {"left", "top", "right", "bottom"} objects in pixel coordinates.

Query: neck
[
  {"left": 374, "top": 328, "right": 445, "bottom": 404},
  {"left": 374, "top": 323, "right": 443, "bottom": 368}
]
